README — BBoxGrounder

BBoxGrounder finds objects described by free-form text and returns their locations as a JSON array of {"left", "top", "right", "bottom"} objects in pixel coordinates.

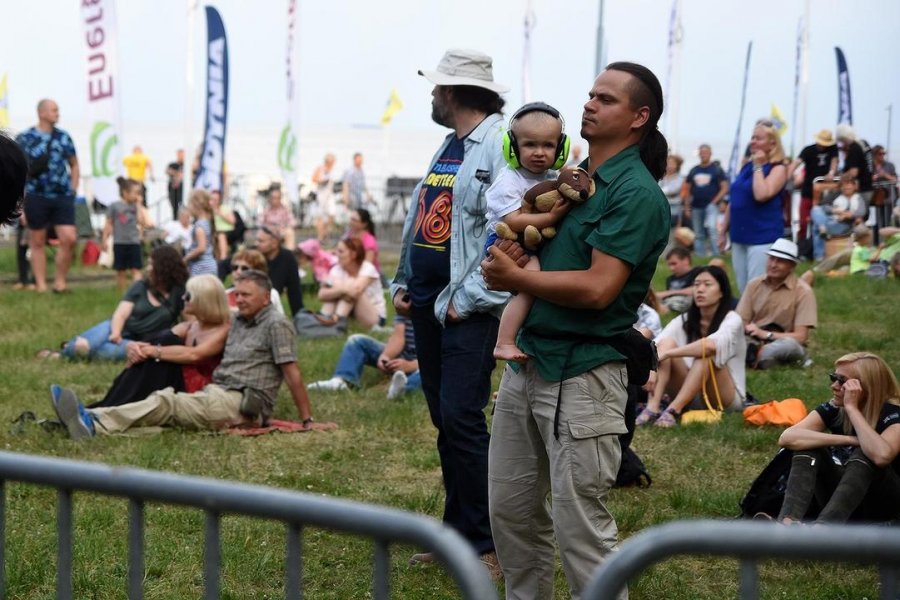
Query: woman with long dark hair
[
  {"left": 347, "top": 207, "right": 381, "bottom": 274},
  {"left": 777, "top": 352, "right": 900, "bottom": 524},
  {"left": 636, "top": 265, "right": 747, "bottom": 427},
  {"left": 49, "top": 245, "right": 189, "bottom": 361}
]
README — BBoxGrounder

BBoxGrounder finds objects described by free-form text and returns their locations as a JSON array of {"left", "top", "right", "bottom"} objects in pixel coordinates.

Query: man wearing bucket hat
[
  {"left": 391, "top": 49, "right": 510, "bottom": 575},
  {"left": 789, "top": 129, "right": 838, "bottom": 250},
  {"left": 737, "top": 238, "right": 817, "bottom": 369}
]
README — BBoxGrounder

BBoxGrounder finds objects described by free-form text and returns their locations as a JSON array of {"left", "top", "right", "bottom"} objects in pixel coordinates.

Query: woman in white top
[
  {"left": 637, "top": 266, "right": 747, "bottom": 427},
  {"left": 318, "top": 236, "right": 386, "bottom": 329}
]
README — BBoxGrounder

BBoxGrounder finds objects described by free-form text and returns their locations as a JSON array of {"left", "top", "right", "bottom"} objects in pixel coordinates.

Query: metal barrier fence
[
  {"left": 584, "top": 519, "right": 900, "bottom": 600},
  {"left": 0, "top": 451, "right": 496, "bottom": 600}
]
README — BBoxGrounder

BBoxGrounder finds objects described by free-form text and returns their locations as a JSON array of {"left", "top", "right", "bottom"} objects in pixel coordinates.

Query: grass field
[{"left": 0, "top": 244, "right": 897, "bottom": 599}]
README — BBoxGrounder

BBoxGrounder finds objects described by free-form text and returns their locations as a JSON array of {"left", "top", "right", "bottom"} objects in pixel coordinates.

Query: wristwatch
[{"left": 766, "top": 332, "right": 774, "bottom": 342}]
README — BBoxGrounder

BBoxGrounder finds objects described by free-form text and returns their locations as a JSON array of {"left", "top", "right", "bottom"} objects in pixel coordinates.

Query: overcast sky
[{"left": 3, "top": 0, "right": 899, "bottom": 162}]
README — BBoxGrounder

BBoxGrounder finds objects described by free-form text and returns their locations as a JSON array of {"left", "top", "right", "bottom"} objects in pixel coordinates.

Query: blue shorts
[
  {"left": 113, "top": 244, "right": 143, "bottom": 270},
  {"left": 24, "top": 193, "right": 75, "bottom": 230}
]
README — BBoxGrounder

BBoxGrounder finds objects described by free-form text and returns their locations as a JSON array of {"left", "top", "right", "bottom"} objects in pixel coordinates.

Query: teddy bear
[{"left": 494, "top": 166, "right": 596, "bottom": 251}]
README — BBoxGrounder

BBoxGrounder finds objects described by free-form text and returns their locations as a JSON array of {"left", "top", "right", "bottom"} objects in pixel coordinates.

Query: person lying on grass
[
  {"left": 50, "top": 269, "right": 324, "bottom": 437},
  {"left": 637, "top": 266, "right": 747, "bottom": 427}
]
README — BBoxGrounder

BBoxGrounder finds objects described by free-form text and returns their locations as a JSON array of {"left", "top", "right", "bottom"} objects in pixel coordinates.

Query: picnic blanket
[{"left": 226, "top": 419, "right": 338, "bottom": 436}]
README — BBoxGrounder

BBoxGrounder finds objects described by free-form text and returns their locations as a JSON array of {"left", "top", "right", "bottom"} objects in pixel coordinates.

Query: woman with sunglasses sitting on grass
[
  {"left": 775, "top": 352, "right": 900, "bottom": 524},
  {"left": 90, "top": 274, "right": 231, "bottom": 408},
  {"left": 636, "top": 265, "right": 747, "bottom": 427},
  {"left": 224, "top": 249, "right": 285, "bottom": 315}
]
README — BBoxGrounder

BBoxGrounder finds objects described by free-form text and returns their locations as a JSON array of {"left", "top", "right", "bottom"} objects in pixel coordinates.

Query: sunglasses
[
  {"left": 232, "top": 264, "right": 251, "bottom": 272},
  {"left": 182, "top": 291, "right": 192, "bottom": 303},
  {"left": 828, "top": 372, "right": 849, "bottom": 385}
]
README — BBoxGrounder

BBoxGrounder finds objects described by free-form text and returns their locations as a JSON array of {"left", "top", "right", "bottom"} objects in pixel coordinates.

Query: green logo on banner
[
  {"left": 90, "top": 121, "right": 118, "bottom": 177},
  {"left": 277, "top": 124, "right": 297, "bottom": 172}
]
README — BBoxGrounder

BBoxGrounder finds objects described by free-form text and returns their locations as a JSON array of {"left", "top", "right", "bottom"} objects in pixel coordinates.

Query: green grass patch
[{"left": 0, "top": 247, "right": 897, "bottom": 598}]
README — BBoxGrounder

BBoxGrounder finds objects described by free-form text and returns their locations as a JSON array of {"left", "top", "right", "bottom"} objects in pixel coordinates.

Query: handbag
[
  {"left": 680, "top": 341, "right": 724, "bottom": 424},
  {"left": 292, "top": 309, "right": 345, "bottom": 338},
  {"left": 27, "top": 129, "right": 58, "bottom": 179},
  {"left": 743, "top": 398, "right": 808, "bottom": 427}
]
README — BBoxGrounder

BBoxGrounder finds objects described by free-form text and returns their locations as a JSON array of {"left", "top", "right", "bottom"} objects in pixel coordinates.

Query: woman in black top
[
  {"left": 778, "top": 351, "right": 900, "bottom": 523},
  {"left": 53, "top": 245, "right": 189, "bottom": 361}
]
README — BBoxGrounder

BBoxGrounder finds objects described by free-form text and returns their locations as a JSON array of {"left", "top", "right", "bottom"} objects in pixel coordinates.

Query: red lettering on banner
[
  {"left": 88, "top": 78, "right": 114, "bottom": 101},
  {"left": 83, "top": 1, "right": 114, "bottom": 104}
]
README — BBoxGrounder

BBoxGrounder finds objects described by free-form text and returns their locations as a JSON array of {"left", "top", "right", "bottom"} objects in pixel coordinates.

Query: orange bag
[{"left": 743, "top": 398, "right": 808, "bottom": 427}]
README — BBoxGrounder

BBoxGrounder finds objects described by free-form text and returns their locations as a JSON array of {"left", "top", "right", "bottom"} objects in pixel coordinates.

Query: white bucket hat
[
  {"left": 767, "top": 238, "right": 800, "bottom": 263},
  {"left": 418, "top": 49, "right": 509, "bottom": 94}
]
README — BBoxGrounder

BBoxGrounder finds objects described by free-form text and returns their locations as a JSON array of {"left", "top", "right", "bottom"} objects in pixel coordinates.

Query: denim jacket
[{"left": 391, "top": 113, "right": 510, "bottom": 324}]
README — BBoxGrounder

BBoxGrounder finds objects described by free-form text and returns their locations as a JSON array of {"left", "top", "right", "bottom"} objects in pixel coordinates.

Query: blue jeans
[
  {"left": 411, "top": 304, "right": 499, "bottom": 555},
  {"left": 333, "top": 334, "right": 421, "bottom": 393},
  {"left": 810, "top": 206, "right": 852, "bottom": 260},
  {"left": 692, "top": 204, "right": 719, "bottom": 257},
  {"left": 732, "top": 242, "right": 772, "bottom": 293},
  {"left": 61, "top": 320, "right": 130, "bottom": 361}
]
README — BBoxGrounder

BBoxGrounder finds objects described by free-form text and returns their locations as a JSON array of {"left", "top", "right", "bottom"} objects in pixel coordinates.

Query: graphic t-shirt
[
  {"left": 408, "top": 136, "right": 465, "bottom": 306},
  {"left": 108, "top": 200, "right": 140, "bottom": 245},
  {"left": 685, "top": 163, "right": 726, "bottom": 209},
  {"left": 815, "top": 400, "right": 900, "bottom": 474},
  {"left": 798, "top": 144, "right": 838, "bottom": 198}
]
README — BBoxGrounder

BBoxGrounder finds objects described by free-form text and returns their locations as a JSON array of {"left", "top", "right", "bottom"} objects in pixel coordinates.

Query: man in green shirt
[{"left": 482, "top": 62, "right": 670, "bottom": 599}]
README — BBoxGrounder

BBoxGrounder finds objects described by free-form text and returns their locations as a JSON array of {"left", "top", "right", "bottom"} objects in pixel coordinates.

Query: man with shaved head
[{"left": 16, "top": 99, "right": 80, "bottom": 293}]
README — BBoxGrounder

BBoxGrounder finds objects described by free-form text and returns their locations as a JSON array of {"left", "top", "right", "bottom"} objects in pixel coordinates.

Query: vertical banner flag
[
  {"left": 728, "top": 41, "right": 753, "bottom": 181},
  {"left": 82, "top": 0, "right": 123, "bottom": 206},
  {"left": 195, "top": 6, "right": 229, "bottom": 192},
  {"left": 770, "top": 103, "right": 788, "bottom": 137},
  {"left": 522, "top": 0, "right": 535, "bottom": 103},
  {"left": 790, "top": 17, "right": 803, "bottom": 157},
  {"left": 663, "top": 0, "right": 683, "bottom": 147},
  {"left": 835, "top": 47, "right": 852, "bottom": 126},
  {"left": 278, "top": 0, "right": 299, "bottom": 205},
  {"left": 380, "top": 89, "right": 403, "bottom": 125},
  {"left": 0, "top": 73, "right": 9, "bottom": 127}
]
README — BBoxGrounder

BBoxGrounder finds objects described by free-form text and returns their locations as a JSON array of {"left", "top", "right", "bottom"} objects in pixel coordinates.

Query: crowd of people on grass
[{"left": 3, "top": 47, "right": 899, "bottom": 599}]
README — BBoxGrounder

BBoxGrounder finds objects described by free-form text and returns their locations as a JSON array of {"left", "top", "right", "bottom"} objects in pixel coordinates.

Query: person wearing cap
[
  {"left": 789, "top": 129, "right": 838, "bottom": 246},
  {"left": 736, "top": 238, "right": 817, "bottom": 369},
  {"left": 390, "top": 49, "right": 510, "bottom": 573},
  {"left": 482, "top": 62, "right": 669, "bottom": 598}
]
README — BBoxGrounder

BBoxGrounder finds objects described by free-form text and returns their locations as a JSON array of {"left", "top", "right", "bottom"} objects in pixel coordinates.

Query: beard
[{"left": 431, "top": 103, "right": 451, "bottom": 128}]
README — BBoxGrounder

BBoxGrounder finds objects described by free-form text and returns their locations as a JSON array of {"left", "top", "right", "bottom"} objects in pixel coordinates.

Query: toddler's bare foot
[{"left": 494, "top": 343, "right": 529, "bottom": 363}]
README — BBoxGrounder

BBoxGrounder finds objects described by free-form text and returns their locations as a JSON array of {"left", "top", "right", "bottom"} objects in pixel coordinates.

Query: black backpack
[{"left": 739, "top": 448, "right": 821, "bottom": 519}]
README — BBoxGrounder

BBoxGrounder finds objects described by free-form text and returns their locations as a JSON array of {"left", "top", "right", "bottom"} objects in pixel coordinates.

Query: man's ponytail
[{"left": 606, "top": 61, "right": 668, "bottom": 180}]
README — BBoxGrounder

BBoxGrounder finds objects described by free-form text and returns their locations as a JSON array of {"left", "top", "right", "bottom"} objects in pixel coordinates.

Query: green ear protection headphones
[{"left": 502, "top": 102, "right": 571, "bottom": 171}]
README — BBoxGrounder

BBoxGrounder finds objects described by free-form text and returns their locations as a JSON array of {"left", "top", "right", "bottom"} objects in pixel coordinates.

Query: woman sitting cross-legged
[
  {"left": 89, "top": 274, "right": 231, "bottom": 408},
  {"left": 776, "top": 352, "right": 900, "bottom": 524},
  {"left": 316, "top": 236, "right": 386, "bottom": 330},
  {"left": 50, "top": 245, "right": 189, "bottom": 361},
  {"left": 636, "top": 265, "right": 747, "bottom": 427}
]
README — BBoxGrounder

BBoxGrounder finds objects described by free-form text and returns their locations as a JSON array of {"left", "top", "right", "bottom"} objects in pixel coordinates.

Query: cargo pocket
[{"left": 567, "top": 416, "right": 622, "bottom": 497}]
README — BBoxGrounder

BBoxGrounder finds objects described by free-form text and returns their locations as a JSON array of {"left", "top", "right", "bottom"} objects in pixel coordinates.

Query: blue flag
[
  {"left": 835, "top": 47, "right": 852, "bottom": 126},
  {"left": 195, "top": 7, "right": 229, "bottom": 192}
]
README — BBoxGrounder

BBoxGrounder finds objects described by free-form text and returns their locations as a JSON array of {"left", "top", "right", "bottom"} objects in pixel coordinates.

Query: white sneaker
[
  {"left": 307, "top": 377, "right": 349, "bottom": 392},
  {"left": 386, "top": 371, "right": 408, "bottom": 400}
]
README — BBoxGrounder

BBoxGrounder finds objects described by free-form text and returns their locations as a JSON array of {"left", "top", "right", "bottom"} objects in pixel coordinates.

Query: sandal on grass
[
  {"left": 635, "top": 407, "right": 660, "bottom": 426},
  {"left": 35, "top": 349, "right": 61, "bottom": 360},
  {"left": 654, "top": 409, "right": 679, "bottom": 428}
]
